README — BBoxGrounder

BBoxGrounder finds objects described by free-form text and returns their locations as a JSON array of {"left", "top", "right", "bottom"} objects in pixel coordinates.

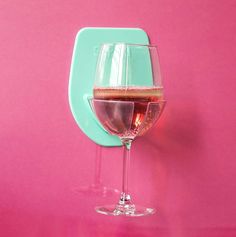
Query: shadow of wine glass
[
  {"left": 73, "top": 143, "right": 119, "bottom": 197},
  {"left": 133, "top": 101, "right": 205, "bottom": 233},
  {"left": 143, "top": 101, "right": 204, "bottom": 158}
]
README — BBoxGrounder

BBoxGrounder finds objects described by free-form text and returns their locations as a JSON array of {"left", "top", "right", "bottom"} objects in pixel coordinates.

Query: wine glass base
[{"left": 95, "top": 204, "right": 155, "bottom": 217}]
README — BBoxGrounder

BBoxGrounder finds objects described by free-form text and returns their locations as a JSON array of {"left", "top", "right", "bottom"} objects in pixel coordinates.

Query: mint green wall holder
[{"left": 69, "top": 27, "right": 149, "bottom": 147}]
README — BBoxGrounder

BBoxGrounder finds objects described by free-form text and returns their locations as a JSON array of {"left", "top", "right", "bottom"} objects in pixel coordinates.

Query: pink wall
[{"left": 0, "top": 0, "right": 236, "bottom": 236}]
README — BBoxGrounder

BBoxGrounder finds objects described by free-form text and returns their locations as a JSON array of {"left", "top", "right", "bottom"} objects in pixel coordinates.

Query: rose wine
[{"left": 93, "top": 87, "right": 165, "bottom": 138}]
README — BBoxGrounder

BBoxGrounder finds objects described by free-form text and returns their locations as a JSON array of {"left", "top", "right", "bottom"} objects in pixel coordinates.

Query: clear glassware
[{"left": 91, "top": 43, "right": 166, "bottom": 216}]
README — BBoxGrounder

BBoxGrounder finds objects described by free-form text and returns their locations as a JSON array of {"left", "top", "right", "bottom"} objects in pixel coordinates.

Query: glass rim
[{"left": 99, "top": 42, "right": 158, "bottom": 49}]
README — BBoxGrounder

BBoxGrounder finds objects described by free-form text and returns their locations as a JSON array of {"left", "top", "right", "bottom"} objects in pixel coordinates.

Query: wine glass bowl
[{"left": 91, "top": 99, "right": 166, "bottom": 140}]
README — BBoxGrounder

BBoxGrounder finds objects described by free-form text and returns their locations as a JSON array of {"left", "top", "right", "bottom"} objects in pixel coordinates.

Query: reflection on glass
[{"left": 75, "top": 144, "right": 119, "bottom": 197}]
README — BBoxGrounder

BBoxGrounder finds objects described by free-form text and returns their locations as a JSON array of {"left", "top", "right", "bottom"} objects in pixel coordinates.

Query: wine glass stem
[{"left": 120, "top": 139, "right": 133, "bottom": 205}]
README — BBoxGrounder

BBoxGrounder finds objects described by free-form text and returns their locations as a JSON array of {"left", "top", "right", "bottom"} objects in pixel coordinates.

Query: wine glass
[{"left": 90, "top": 43, "right": 166, "bottom": 216}]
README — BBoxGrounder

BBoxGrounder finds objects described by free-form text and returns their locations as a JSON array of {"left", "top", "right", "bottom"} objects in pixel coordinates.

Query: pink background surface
[{"left": 1, "top": 0, "right": 236, "bottom": 236}]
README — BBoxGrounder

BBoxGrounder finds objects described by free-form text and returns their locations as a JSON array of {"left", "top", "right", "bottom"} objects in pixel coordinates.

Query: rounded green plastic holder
[{"left": 68, "top": 27, "right": 150, "bottom": 147}]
